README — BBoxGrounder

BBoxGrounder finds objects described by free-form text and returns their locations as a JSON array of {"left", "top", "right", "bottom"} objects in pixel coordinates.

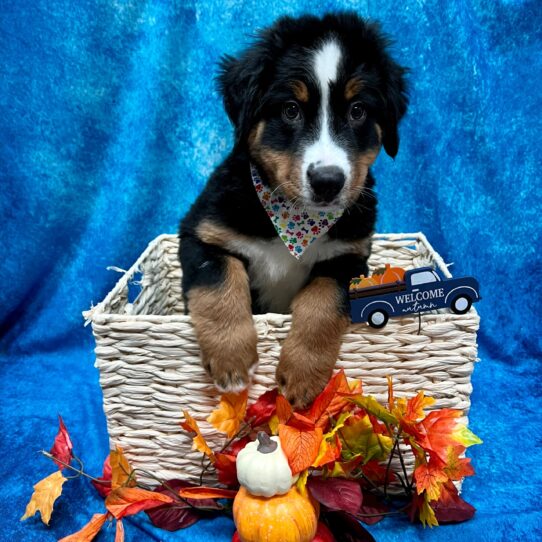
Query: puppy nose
[{"left": 307, "top": 165, "right": 345, "bottom": 203}]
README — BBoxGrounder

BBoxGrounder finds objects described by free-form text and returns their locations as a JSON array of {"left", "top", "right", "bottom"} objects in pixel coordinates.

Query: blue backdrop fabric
[{"left": 1, "top": 0, "right": 541, "bottom": 541}]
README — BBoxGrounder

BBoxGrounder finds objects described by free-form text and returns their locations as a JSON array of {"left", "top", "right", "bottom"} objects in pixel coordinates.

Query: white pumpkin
[{"left": 236, "top": 432, "right": 298, "bottom": 497}]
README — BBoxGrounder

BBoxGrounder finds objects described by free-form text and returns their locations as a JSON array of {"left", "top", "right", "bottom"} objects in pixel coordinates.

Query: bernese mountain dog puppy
[{"left": 179, "top": 12, "right": 408, "bottom": 408}]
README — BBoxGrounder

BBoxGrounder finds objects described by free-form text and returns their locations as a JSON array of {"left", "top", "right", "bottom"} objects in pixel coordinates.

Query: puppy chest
[{"left": 244, "top": 239, "right": 312, "bottom": 313}]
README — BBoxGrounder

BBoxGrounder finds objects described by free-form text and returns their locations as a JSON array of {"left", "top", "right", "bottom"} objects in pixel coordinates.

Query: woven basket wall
[{"left": 85, "top": 233, "right": 480, "bottom": 487}]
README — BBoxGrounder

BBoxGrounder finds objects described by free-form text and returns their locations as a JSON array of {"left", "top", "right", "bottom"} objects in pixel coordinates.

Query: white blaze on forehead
[{"left": 302, "top": 40, "right": 351, "bottom": 203}]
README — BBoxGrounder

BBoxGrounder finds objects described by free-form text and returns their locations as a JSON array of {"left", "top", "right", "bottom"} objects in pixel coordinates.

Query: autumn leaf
[
  {"left": 296, "top": 469, "right": 309, "bottom": 496},
  {"left": 181, "top": 411, "right": 214, "bottom": 459},
  {"left": 91, "top": 455, "right": 112, "bottom": 498},
  {"left": 416, "top": 409, "right": 463, "bottom": 462},
  {"left": 268, "top": 414, "right": 280, "bottom": 435},
  {"left": 414, "top": 462, "right": 448, "bottom": 501},
  {"left": 328, "top": 457, "right": 362, "bottom": 478},
  {"left": 110, "top": 446, "right": 136, "bottom": 490},
  {"left": 308, "top": 370, "right": 362, "bottom": 429},
  {"left": 245, "top": 389, "right": 278, "bottom": 427},
  {"left": 452, "top": 424, "right": 483, "bottom": 448},
  {"left": 214, "top": 452, "right": 238, "bottom": 487},
  {"left": 207, "top": 390, "right": 248, "bottom": 438},
  {"left": 276, "top": 394, "right": 293, "bottom": 424},
  {"left": 50, "top": 415, "right": 73, "bottom": 470},
  {"left": 339, "top": 415, "right": 393, "bottom": 463},
  {"left": 394, "top": 391, "right": 435, "bottom": 426},
  {"left": 349, "top": 395, "right": 397, "bottom": 426},
  {"left": 58, "top": 512, "right": 110, "bottom": 541},
  {"left": 115, "top": 518, "right": 124, "bottom": 542},
  {"left": 387, "top": 376, "right": 395, "bottom": 411},
  {"left": 21, "top": 471, "right": 67, "bottom": 525},
  {"left": 106, "top": 487, "right": 174, "bottom": 519},
  {"left": 443, "top": 446, "right": 475, "bottom": 480},
  {"left": 307, "top": 477, "right": 362, "bottom": 515},
  {"left": 178, "top": 486, "right": 238, "bottom": 500},
  {"left": 312, "top": 433, "right": 342, "bottom": 468},
  {"left": 432, "top": 480, "right": 475, "bottom": 523},
  {"left": 410, "top": 492, "right": 439, "bottom": 528},
  {"left": 279, "top": 423, "right": 323, "bottom": 475}
]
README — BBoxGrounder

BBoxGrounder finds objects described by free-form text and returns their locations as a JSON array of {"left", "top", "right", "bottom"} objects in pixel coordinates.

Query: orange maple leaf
[
  {"left": 312, "top": 433, "right": 341, "bottom": 468},
  {"left": 416, "top": 409, "right": 462, "bottom": 462},
  {"left": 178, "top": 486, "right": 238, "bottom": 499},
  {"left": 110, "top": 447, "right": 136, "bottom": 490},
  {"left": 414, "top": 462, "right": 448, "bottom": 501},
  {"left": 278, "top": 423, "right": 323, "bottom": 475},
  {"left": 207, "top": 390, "right": 248, "bottom": 438},
  {"left": 181, "top": 410, "right": 215, "bottom": 459},
  {"left": 276, "top": 394, "right": 293, "bottom": 424},
  {"left": 394, "top": 391, "right": 435, "bottom": 426},
  {"left": 57, "top": 512, "right": 110, "bottom": 541},
  {"left": 115, "top": 518, "right": 125, "bottom": 542},
  {"left": 105, "top": 487, "right": 174, "bottom": 519},
  {"left": 308, "top": 370, "right": 362, "bottom": 429},
  {"left": 21, "top": 471, "right": 67, "bottom": 525},
  {"left": 443, "top": 446, "right": 475, "bottom": 480}
]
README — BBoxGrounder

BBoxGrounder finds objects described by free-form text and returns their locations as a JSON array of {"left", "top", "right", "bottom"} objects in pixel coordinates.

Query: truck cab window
[{"left": 411, "top": 270, "right": 438, "bottom": 286}]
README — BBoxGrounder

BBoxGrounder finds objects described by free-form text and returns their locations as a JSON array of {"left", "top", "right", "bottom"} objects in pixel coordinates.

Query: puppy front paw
[
  {"left": 276, "top": 343, "right": 335, "bottom": 410},
  {"left": 208, "top": 358, "right": 254, "bottom": 393}
]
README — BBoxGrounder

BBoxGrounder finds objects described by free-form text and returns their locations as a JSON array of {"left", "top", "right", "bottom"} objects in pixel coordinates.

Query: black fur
[{"left": 179, "top": 12, "right": 408, "bottom": 314}]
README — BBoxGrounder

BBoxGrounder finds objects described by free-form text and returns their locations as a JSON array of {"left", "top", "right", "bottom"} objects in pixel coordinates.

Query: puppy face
[{"left": 219, "top": 14, "right": 408, "bottom": 208}]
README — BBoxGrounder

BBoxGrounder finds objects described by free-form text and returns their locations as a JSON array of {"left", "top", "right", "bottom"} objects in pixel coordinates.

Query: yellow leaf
[
  {"left": 452, "top": 425, "right": 483, "bottom": 447},
  {"left": 295, "top": 469, "right": 309, "bottom": 496},
  {"left": 339, "top": 415, "right": 394, "bottom": 463},
  {"left": 419, "top": 494, "right": 439, "bottom": 528},
  {"left": 58, "top": 513, "right": 109, "bottom": 541},
  {"left": 350, "top": 395, "right": 397, "bottom": 425},
  {"left": 207, "top": 390, "right": 248, "bottom": 438},
  {"left": 181, "top": 410, "right": 215, "bottom": 459},
  {"left": 414, "top": 463, "right": 447, "bottom": 501},
  {"left": 268, "top": 414, "right": 279, "bottom": 435},
  {"left": 21, "top": 471, "right": 67, "bottom": 525},
  {"left": 110, "top": 447, "right": 136, "bottom": 490}
]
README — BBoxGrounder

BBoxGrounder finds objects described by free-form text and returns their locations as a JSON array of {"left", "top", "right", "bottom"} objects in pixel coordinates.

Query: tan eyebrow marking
[
  {"left": 290, "top": 80, "right": 309, "bottom": 102},
  {"left": 345, "top": 77, "right": 364, "bottom": 100}
]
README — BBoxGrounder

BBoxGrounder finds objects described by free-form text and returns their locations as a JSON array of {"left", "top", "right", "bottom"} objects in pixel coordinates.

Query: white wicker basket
[{"left": 84, "top": 233, "right": 479, "bottom": 487}]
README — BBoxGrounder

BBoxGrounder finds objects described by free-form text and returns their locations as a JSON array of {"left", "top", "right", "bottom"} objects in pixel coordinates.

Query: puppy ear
[
  {"left": 217, "top": 48, "right": 267, "bottom": 143},
  {"left": 381, "top": 61, "right": 408, "bottom": 158}
]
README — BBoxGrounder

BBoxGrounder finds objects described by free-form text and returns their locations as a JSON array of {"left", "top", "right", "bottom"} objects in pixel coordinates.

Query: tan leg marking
[
  {"left": 248, "top": 121, "right": 303, "bottom": 201},
  {"left": 276, "top": 277, "right": 349, "bottom": 409},
  {"left": 290, "top": 80, "right": 309, "bottom": 102},
  {"left": 187, "top": 257, "right": 257, "bottom": 392}
]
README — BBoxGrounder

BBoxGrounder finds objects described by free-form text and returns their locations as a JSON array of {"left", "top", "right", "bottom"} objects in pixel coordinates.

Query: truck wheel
[
  {"left": 451, "top": 294, "right": 472, "bottom": 314},
  {"left": 368, "top": 309, "right": 389, "bottom": 329}
]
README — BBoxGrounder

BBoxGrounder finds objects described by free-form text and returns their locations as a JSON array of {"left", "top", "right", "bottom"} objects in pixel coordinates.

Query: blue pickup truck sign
[{"left": 350, "top": 267, "right": 481, "bottom": 328}]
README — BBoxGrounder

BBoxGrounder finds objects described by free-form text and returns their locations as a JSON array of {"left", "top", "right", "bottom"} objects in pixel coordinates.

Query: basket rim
[{"left": 83, "top": 231, "right": 476, "bottom": 324}]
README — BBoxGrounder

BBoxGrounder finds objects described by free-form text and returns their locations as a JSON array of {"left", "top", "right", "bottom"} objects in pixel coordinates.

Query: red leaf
[
  {"left": 276, "top": 395, "right": 293, "bottom": 424},
  {"left": 246, "top": 389, "right": 278, "bottom": 427},
  {"left": 355, "top": 492, "right": 389, "bottom": 525},
  {"left": 215, "top": 453, "right": 238, "bottom": 487},
  {"left": 323, "top": 511, "right": 376, "bottom": 542},
  {"left": 432, "top": 481, "right": 475, "bottom": 523},
  {"left": 105, "top": 487, "right": 174, "bottom": 519},
  {"left": 178, "top": 486, "right": 238, "bottom": 500},
  {"left": 278, "top": 424, "right": 323, "bottom": 475},
  {"left": 314, "top": 521, "right": 336, "bottom": 541},
  {"left": 146, "top": 480, "right": 221, "bottom": 532},
  {"left": 307, "top": 371, "right": 345, "bottom": 422},
  {"left": 91, "top": 455, "right": 112, "bottom": 498},
  {"left": 289, "top": 412, "right": 317, "bottom": 431},
  {"left": 50, "top": 415, "right": 73, "bottom": 470},
  {"left": 225, "top": 436, "right": 251, "bottom": 457},
  {"left": 307, "top": 477, "right": 362, "bottom": 515}
]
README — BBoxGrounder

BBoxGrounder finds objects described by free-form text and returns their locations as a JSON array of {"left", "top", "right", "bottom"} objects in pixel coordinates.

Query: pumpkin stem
[{"left": 256, "top": 431, "right": 278, "bottom": 454}]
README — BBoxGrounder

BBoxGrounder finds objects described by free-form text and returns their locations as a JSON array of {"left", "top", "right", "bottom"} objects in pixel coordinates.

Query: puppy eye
[
  {"left": 349, "top": 102, "right": 366, "bottom": 122},
  {"left": 283, "top": 101, "right": 301, "bottom": 122}
]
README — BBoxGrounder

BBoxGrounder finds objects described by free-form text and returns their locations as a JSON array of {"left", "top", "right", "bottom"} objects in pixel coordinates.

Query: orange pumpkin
[{"left": 233, "top": 486, "right": 319, "bottom": 542}]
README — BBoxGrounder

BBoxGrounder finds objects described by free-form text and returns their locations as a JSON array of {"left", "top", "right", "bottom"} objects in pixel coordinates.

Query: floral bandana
[{"left": 250, "top": 163, "right": 345, "bottom": 259}]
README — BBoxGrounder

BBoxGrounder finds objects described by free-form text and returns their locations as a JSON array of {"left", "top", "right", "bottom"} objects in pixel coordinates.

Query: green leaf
[
  {"left": 339, "top": 415, "right": 393, "bottom": 463},
  {"left": 349, "top": 396, "right": 398, "bottom": 426},
  {"left": 452, "top": 425, "right": 483, "bottom": 447}
]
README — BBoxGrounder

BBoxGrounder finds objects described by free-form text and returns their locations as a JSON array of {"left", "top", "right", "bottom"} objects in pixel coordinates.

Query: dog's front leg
[
  {"left": 276, "top": 255, "right": 368, "bottom": 409},
  {"left": 181, "top": 237, "right": 257, "bottom": 393}
]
